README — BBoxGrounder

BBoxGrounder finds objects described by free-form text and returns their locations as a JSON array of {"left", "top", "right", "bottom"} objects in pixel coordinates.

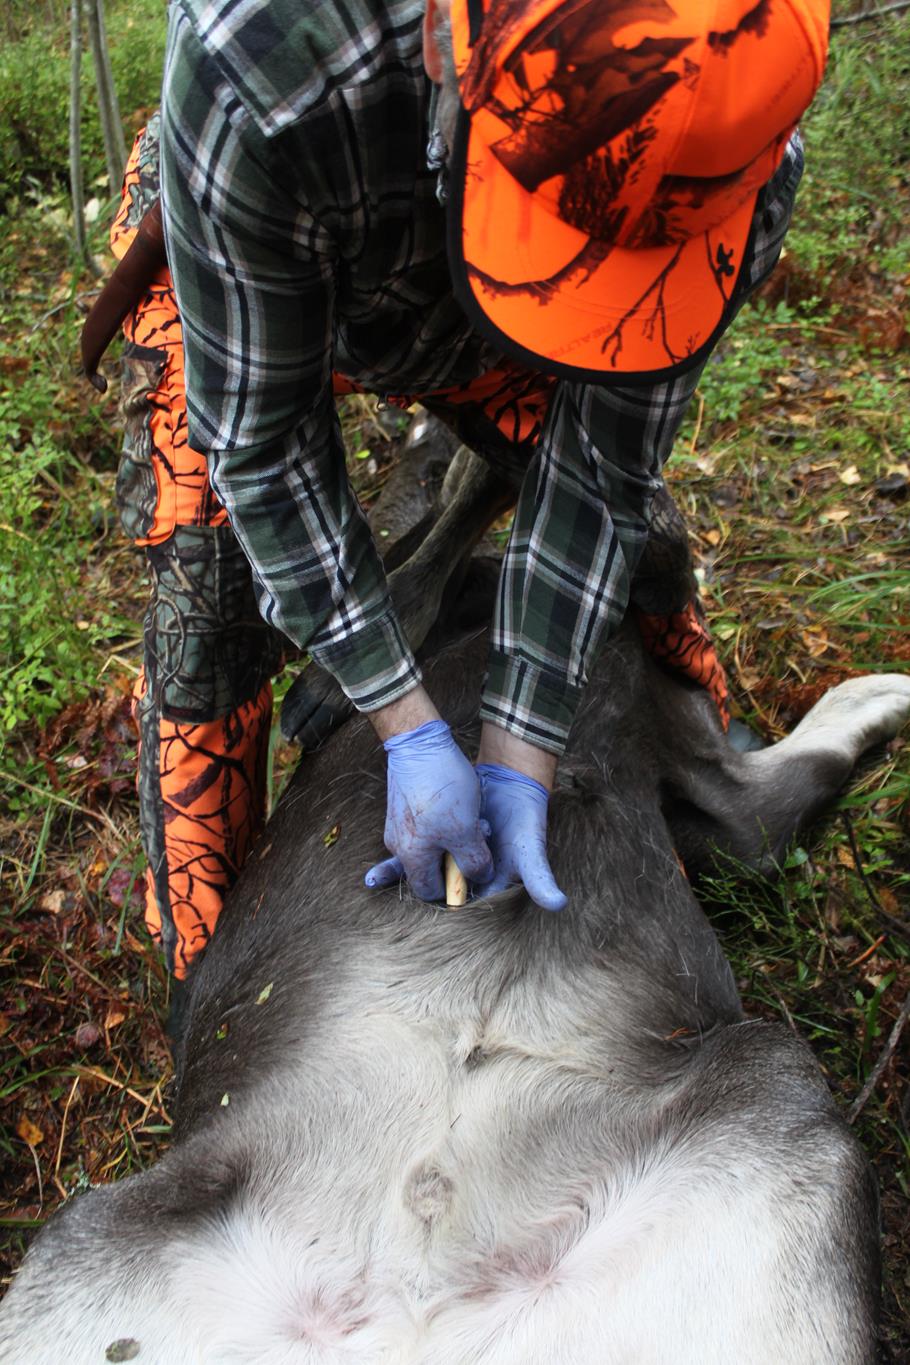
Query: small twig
[
  {"left": 847, "top": 988, "right": 910, "bottom": 1124},
  {"left": 840, "top": 813, "right": 910, "bottom": 940},
  {"left": 764, "top": 981, "right": 798, "bottom": 1034},
  {"left": 34, "top": 466, "right": 78, "bottom": 508},
  {"left": 53, "top": 1076, "right": 80, "bottom": 1188},
  {"left": 75, "top": 1065, "right": 171, "bottom": 1123},
  {"left": 28, "top": 288, "right": 102, "bottom": 335},
  {"left": 0, "top": 523, "right": 35, "bottom": 542},
  {"left": 831, "top": 1, "right": 910, "bottom": 25},
  {"left": 25, "top": 1140, "right": 44, "bottom": 1211},
  {"left": 138, "top": 1078, "right": 172, "bottom": 1129},
  {"left": 97, "top": 636, "right": 143, "bottom": 657},
  {"left": 846, "top": 934, "right": 886, "bottom": 969},
  {"left": 689, "top": 391, "right": 705, "bottom": 455},
  {"left": 0, "top": 770, "right": 106, "bottom": 825},
  {"left": 54, "top": 947, "right": 124, "bottom": 1002}
]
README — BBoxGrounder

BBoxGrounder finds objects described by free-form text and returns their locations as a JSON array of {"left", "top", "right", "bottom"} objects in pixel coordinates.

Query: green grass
[
  {"left": 0, "top": 376, "right": 122, "bottom": 735},
  {"left": 793, "top": 10, "right": 910, "bottom": 284},
  {"left": 659, "top": 14, "right": 910, "bottom": 1344},
  {"left": 0, "top": 0, "right": 167, "bottom": 205},
  {"left": 0, "top": 0, "right": 160, "bottom": 750}
]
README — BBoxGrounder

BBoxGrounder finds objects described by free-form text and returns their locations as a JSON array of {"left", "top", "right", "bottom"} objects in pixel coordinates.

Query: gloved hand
[
  {"left": 365, "top": 719, "right": 494, "bottom": 901},
  {"left": 474, "top": 762, "right": 567, "bottom": 912}
]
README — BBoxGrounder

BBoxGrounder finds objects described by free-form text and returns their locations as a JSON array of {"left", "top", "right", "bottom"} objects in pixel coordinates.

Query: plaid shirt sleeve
[
  {"left": 480, "top": 132, "right": 805, "bottom": 754},
  {"left": 159, "top": 6, "right": 420, "bottom": 713}
]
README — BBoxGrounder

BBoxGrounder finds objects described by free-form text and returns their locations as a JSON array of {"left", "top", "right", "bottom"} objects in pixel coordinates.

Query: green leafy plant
[{"left": 0, "top": 0, "right": 167, "bottom": 205}]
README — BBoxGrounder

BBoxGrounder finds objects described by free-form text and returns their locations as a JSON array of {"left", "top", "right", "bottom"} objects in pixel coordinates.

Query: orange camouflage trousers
[
  {"left": 115, "top": 122, "right": 728, "bottom": 978},
  {"left": 113, "top": 121, "right": 284, "bottom": 977}
]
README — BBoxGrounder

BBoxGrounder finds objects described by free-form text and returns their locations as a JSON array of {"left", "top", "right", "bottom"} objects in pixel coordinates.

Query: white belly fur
[
  {"left": 95, "top": 1006, "right": 854, "bottom": 1365},
  {"left": 0, "top": 955, "right": 866, "bottom": 1365}
]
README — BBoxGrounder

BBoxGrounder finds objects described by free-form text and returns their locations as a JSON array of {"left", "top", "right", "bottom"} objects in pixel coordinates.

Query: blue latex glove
[
  {"left": 366, "top": 719, "right": 494, "bottom": 901},
  {"left": 474, "top": 762, "right": 567, "bottom": 912}
]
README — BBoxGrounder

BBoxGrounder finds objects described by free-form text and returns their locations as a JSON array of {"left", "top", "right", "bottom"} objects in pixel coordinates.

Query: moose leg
[{"left": 647, "top": 656, "right": 910, "bottom": 879}]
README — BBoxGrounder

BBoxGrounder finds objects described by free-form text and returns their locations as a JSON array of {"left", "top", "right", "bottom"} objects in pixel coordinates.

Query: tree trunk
[
  {"left": 69, "top": 0, "right": 95, "bottom": 273},
  {"left": 4, "top": 3, "right": 20, "bottom": 45},
  {"left": 95, "top": 0, "right": 127, "bottom": 173},
  {"left": 85, "top": 0, "right": 126, "bottom": 192}
]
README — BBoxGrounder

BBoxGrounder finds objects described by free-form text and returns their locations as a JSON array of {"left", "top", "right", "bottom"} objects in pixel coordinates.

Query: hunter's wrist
[
  {"left": 477, "top": 721, "right": 558, "bottom": 792},
  {"left": 368, "top": 683, "right": 441, "bottom": 742}
]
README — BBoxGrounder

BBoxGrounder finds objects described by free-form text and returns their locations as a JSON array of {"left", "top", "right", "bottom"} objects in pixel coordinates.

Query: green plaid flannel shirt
[{"left": 160, "top": 0, "right": 802, "bottom": 754}]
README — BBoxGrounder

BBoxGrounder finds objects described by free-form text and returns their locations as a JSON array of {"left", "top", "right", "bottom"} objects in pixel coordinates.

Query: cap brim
[{"left": 447, "top": 103, "right": 758, "bottom": 386}]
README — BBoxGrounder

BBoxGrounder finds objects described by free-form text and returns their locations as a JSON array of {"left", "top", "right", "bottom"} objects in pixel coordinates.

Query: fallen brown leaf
[{"left": 16, "top": 1115, "right": 44, "bottom": 1146}]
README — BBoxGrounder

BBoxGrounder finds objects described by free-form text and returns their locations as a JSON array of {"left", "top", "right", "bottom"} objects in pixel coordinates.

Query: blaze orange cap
[{"left": 447, "top": 0, "right": 830, "bottom": 381}]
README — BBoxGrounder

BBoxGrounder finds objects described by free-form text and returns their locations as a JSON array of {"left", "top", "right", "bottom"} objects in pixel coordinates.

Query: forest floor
[{"left": 1, "top": 3, "right": 909, "bottom": 1358}]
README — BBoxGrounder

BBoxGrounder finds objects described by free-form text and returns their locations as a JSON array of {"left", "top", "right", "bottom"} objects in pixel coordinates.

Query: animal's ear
[{"left": 658, "top": 674, "right": 910, "bottom": 882}]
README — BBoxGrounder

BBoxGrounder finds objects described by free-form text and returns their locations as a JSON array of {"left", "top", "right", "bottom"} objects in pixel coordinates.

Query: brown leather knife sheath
[{"left": 80, "top": 199, "right": 167, "bottom": 393}]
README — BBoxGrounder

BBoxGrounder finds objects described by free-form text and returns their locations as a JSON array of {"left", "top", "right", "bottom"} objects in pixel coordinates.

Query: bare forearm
[{"left": 477, "top": 721, "right": 558, "bottom": 792}]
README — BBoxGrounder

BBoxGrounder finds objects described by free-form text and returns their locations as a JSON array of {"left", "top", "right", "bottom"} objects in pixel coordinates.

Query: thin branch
[
  {"left": 53, "top": 1076, "right": 81, "bottom": 1190},
  {"left": 84, "top": 0, "right": 125, "bottom": 190},
  {"left": 0, "top": 769, "right": 108, "bottom": 824},
  {"left": 847, "top": 988, "right": 910, "bottom": 1124},
  {"left": 74, "top": 1066, "right": 172, "bottom": 1123},
  {"left": 68, "top": 0, "right": 90, "bottom": 272},
  {"left": 831, "top": 1, "right": 910, "bottom": 25},
  {"left": 94, "top": 0, "right": 126, "bottom": 172},
  {"left": 28, "top": 289, "right": 102, "bottom": 335},
  {"left": 840, "top": 812, "right": 910, "bottom": 940},
  {"left": 54, "top": 946, "right": 127, "bottom": 1001},
  {"left": 764, "top": 981, "right": 799, "bottom": 1034}
]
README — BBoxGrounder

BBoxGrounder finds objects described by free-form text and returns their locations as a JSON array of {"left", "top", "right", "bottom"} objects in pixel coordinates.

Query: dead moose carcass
[{"left": 1, "top": 438, "right": 908, "bottom": 1365}]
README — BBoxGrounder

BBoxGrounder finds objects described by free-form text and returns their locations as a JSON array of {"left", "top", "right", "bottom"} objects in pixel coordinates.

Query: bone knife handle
[{"left": 445, "top": 853, "right": 468, "bottom": 908}]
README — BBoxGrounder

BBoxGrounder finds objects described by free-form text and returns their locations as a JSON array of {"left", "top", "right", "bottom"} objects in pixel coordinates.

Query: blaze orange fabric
[
  {"left": 134, "top": 674, "right": 273, "bottom": 979},
  {"left": 636, "top": 602, "right": 731, "bottom": 731},
  {"left": 111, "top": 142, "right": 228, "bottom": 543},
  {"left": 449, "top": 0, "right": 829, "bottom": 377},
  {"left": 340, "top": 363, "right": 557, "bottom": 451}
]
